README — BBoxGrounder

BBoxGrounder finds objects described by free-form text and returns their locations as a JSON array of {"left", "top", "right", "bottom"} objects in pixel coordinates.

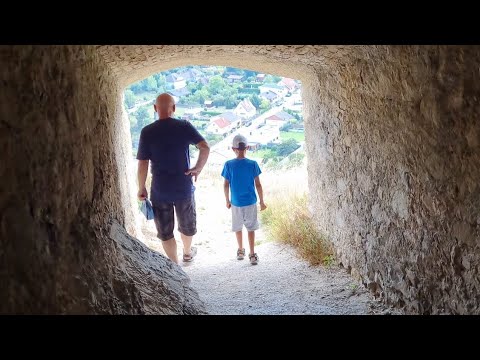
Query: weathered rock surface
[{"left": 1, "top": 45, "right": 478, "bottom": 314}]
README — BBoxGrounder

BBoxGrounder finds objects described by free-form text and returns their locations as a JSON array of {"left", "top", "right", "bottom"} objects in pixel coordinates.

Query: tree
[
  {"left": 129, "top": 114, "right": 137, "bottom": 129},
  {"left": 134, "top": 106, "right": 151, "bottom": 131},
  {"left": 264, "top": 74, "right": 282, "bottom": 84},
  {"left": 129, "top": 81, "right": 143, "bottom": 94},
  {"left": 208, "top": 75, "right": 226, "bottom": 95},
  {"left": 187, "top": 82, "right": 198, "bottom": 93},
  {"left": 141, "top": 77, "right": 157, "bottom": 92},
  {"left": 154, "top": 74, "right": 166, "bottom": 89},
  {"left": 190, "top": 87, "right": 209, "bottom": 105},
  {"left": 259, "top": 99, "right": 271, "bottom": 113},
  {"left": 212, "top": 94, "right": 224, "bottom": 107},
  {"left": 249, "top": 93, "right": 261, "bottom": 109},
  {"left": 224, "top": 95, "right": 237, "bottom": 109},
  {"left": 276, "top": 139, "right": 300, "bottom": 157},
  {"left": 124, "top": 90, "right": 136, "bottom": 109}
]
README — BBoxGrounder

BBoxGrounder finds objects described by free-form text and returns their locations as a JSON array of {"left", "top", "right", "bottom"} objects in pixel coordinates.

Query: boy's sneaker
[
  {"left": 249, "top": 253, "right": 259, "bottom": 265},
  {"left": 183, "top": 247, "right": 197, "bottom": 262},
  {"left": 237, "top": 248, "right": 245, "bottom": 260}
]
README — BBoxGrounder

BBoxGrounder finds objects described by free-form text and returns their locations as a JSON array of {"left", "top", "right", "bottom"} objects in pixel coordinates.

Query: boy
[{"left": 221, "top": 134, "right": 267, "bottom": 265}]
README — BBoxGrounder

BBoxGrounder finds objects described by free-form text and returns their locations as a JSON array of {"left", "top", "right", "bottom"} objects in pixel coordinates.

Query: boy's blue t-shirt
[{"left": 221, "top": 158, "right": 262, "bottom": 207}]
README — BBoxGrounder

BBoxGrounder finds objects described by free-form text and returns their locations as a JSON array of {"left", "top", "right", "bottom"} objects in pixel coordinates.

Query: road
[{"left": 127, "top": 98, "right": 155, "bottom": 114}]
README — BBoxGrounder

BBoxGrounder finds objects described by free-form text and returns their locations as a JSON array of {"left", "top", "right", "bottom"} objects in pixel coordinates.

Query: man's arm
[
  {"left": 224, "top": 179, "right": 231, "bottom": 209},
  {"left": 254, "top": 176, "right": 267, "bottom": 211},
  {"left": 137, "top": 160, "right": 149, "bottom": 200},
  {"left": 185, "top": 140, "right": 210, "bottom": 181}
]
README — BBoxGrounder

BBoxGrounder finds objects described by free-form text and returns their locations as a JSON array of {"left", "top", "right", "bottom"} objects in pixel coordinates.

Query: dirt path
[
  {"left": 137, "top": 165, "right": 397, "bottom": 315},
  {"left": 183, "top": 241, "right": 395, "bottom": 315}
]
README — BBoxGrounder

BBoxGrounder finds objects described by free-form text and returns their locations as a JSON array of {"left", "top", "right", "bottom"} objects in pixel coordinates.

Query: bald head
[{"left": 154, "top": 93, "right": 176, "bottom": 120}]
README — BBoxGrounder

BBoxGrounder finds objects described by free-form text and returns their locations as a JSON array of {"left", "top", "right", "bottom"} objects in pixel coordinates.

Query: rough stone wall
[
  {"left": 96, "top": 45, "right": 356, "bottom": 87},
  {"left": 2, "top": 45, "right": 479, "bottom": 314},
  {"left": 305, "top": 45, "right": 480, "bottom": 314},
  {"left": 0, "top": 46, "right": 205, "bottom": 314}
]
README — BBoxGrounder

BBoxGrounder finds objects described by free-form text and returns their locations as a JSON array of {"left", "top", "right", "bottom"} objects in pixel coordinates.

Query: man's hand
[
  {"left": 226, "top": 200, "right": 232, "bottom": 209},
  {"left": 260, "top": 202, "right": 267, "bottom": 211},
  {"left": 138, "top": 187, "right": 148, "bottom": 201},
  {"left": 185, "top": 167, "right": 202, "bottom": 182}
]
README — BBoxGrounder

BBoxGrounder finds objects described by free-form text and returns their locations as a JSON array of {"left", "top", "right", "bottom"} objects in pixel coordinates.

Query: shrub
[{"left": 260, "top": 193, "right": 334, "bottom": 266}]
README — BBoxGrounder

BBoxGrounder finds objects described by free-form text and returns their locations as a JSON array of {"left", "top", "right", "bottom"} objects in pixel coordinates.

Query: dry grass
[{"left": 260, "top": 189, "right": 334, "bottom": 267}]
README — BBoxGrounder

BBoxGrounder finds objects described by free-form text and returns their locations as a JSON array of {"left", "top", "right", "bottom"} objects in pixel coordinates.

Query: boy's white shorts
[{"left": 231, "top": 204, "right": 259, "bottom": 232}]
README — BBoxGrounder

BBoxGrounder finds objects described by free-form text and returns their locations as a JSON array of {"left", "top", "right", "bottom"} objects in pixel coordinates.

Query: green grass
[
  {"left": 260, "top": 193, "right": 334, "bottom": 266},
  {"left": 249, "top": 149, "right": 273, "bottom": 159},
  {"left": 280, "top": 131, "right": 305, "bottom": 142}
]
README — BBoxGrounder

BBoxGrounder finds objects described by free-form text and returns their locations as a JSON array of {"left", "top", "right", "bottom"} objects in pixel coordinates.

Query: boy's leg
[
  {"left": 235, "top": 231, "right": 243, "bottom": 250},
  {"left": 248, "top": 231, "right": 255, "bottom": 255},
  {"left": 244, "top": 204, "right": 260, "bottom": 264},
  {"left": 232, "top": 205, "right": 245, "bottom": 259}
]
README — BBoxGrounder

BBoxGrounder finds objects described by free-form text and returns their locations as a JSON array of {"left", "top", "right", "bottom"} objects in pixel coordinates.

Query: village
[{"left": 125, "top": 66, "right": 305, "bottom": 167}]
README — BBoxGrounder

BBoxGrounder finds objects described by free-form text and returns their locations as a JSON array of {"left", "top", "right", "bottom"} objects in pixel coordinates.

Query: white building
[
  {"left": 234, "top": 98, "right": 256, "bottom": 119},
  {"left": 244, "top": 125, "right": 281, "bottom": 145},
  {"left": 206, "top": 112, "right": 241, "bottom": 135},
  {"left": 166, "top": 74, "right": 187, "bottom": 89},
  {"left": 259, "top": 83, "right": 288, "bottom": 98},
  {"left": 265, "top": 111, "right": 295, "bottom": 127}
]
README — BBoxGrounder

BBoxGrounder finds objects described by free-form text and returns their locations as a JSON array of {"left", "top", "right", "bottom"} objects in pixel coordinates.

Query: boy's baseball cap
[{"left": 232, "top": 134, "right": 248, "bottom": 150}]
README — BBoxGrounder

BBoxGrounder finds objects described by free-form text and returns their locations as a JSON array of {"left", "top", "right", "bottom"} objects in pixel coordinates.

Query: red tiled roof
[
  {"left": 213, "top": 118, "right": 231, "bottom": 128},
  {"left": 267, "top": 111, "right": 295, "bottom": 121},
  {"left": 266, "top": 115, "right": 283, "bottom": 121}
]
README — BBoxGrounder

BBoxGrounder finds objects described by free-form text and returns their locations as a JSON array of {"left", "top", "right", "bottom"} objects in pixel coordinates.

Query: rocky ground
[{"left": 136, "top": 163, "right": 399, "bottom": 315}]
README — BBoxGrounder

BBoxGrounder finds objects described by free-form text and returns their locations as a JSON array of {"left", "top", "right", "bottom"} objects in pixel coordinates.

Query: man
[{"left": 137, "top": 93, "right": 210, "bottom": 264}]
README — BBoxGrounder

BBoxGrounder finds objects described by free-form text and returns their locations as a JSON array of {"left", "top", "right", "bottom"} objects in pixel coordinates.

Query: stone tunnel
[{"left": 0, "top": 45, "right": 479, "bottom": 314}]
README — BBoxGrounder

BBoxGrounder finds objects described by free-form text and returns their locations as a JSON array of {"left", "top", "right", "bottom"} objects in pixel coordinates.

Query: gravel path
[
  {"left": 136, "top": 165, "right": 397, "bottom": 315},
  {"left": 182, "top": 240, "right": 395, "bottom": 315}
]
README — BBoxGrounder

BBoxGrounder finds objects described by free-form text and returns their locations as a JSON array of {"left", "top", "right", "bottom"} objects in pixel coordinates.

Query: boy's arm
[
  {"left": 224, "top": 179, "right": 231, "bottom": 209},
  {"left": 254, "top": 176, "right": 267, "bottom": 211}
]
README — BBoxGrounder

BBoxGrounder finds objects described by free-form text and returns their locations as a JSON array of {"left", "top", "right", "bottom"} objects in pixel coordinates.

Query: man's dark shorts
[{"left": 152, "top": 195, "right": 197, "bottom": 241}]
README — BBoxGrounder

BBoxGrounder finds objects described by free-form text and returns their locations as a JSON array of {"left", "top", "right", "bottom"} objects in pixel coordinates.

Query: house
[
  {"left": 167, "top": 87, "right": 190, "bottom": 98},
  {"left": 234, "top": 98, "right": 256, "bottom": 119},
  {"left": 206, "top": 112, "right": 241, "bottom": 135},
  {"left": 226, "top": 74, "right": 244, "bottom": 84},
  {"left": 178, "top": 68, "right": 204, "bottom": 82},
  {"left": 183, "top": 107, "right": 203, "bottom": 120},
  {"left": 165, "top": 73, "right": 187, "bottom": 89},
  {"left": 260, "top": 90, "right": 278, "bottom": 102},
  {"left": 265, "top": 111, "right": 295, "bottom": 127},
  {"left": 256, "top": 73, "right": 266, "bottom": 82},
  {"left": 292, "top": 93, "right": 302, "bottom": 105},
  {"left": 204, "top": 100, "right": 213, "bottom": 108},
  {"left": 221, "top": 111, "right": 241, "bottom": 124},
  {"left": 278, "top": 77, "right": 298, "bottom": 92},
  {"left": 259, "top": 83, "right": 287, "bottom": 98},
  {"left": 206, "top": 117, "right": 232, "bottom": 135},
  {"left": 243, "top": 125, "right": 281, "bottom": 145}
]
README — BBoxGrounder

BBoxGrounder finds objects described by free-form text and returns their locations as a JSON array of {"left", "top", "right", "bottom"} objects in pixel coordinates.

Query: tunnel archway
[{"left": 1, "top": 45, "right": 479, "bottom": 314}]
